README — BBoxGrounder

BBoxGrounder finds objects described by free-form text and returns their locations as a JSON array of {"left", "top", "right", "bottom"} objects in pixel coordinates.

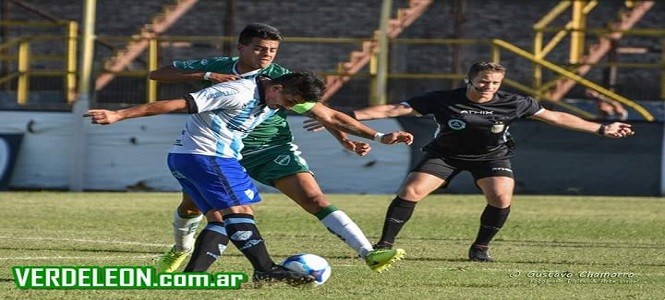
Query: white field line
[
  {"left": 0, "top": 236, "right": 170, "bottom": 261},
  {"left": 1, "top": 255, "right": 156, "bottom": 261},
  {"left": 2, "top": 236, "right": 170, "bottom": 247}
]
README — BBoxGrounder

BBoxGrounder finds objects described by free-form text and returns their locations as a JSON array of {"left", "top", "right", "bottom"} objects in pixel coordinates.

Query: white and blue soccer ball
[{"left": 281, "top": 253, "right": 331, "bottom": 286}]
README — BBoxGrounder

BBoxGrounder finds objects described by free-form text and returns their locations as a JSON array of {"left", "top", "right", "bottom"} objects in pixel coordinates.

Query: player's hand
[
  {"left": 303, "top": 118, "right": 325, "bottom": 132},
  {"left": 208, "top": 73, "right": 240, "bottom": 83},
  {"left": 83, "top": 109, "right": 121, "bottom": 125},
  {"left": 380, "top": 131, "right": 414, "bottom": 145},
  {"left": 340, "top": 139, "right": 372, "bottom": 156},
  {"left": 602, "top": 122, "right": 635, "bottom": 138}
]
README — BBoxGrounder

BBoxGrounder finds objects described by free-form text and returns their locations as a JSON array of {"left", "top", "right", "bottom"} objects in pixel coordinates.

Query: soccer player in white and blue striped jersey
[
  {"left": 85, "top": 71, "right": 413, "bottom": 284},
  {"left": 86, "top": 72, "right": 324, "bottom": 285}
]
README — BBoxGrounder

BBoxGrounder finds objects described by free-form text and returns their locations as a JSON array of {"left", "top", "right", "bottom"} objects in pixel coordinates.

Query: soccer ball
[{"left": 280, "top": 253, "right": 331, "bottom": 286}]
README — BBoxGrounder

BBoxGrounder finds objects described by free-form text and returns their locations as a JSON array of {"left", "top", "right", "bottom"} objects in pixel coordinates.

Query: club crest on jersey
[
  {"left": 491, "top": 121, "right": 505, "bottom": 133},
  {"left": 448, "top": 119, "right": 466, "bottom": 130}
]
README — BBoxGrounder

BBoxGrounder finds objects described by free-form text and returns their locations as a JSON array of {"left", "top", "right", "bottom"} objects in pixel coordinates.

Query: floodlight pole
[{"left": 69, "top": 0, "right": 96, "bottom": 191}]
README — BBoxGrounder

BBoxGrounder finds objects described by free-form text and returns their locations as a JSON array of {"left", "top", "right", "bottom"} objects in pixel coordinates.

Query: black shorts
[{"left": 411, "top": 154, "right": 514, "bottom": 187}]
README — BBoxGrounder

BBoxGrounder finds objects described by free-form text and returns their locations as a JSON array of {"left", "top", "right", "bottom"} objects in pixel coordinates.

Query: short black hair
[
  {"left": 270, "top": 71, "right": 326, "bottom": 102},
  {"left": 466, "top": 61, "right": 506, "bottom": 80},
  {"left": 238, "top": 23, "right": 282, "bottom": 45}
]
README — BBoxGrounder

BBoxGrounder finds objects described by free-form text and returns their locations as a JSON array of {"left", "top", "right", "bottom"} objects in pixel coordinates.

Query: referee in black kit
[{"left": 338, "top": 61, "right": 634, "bottom": 262}]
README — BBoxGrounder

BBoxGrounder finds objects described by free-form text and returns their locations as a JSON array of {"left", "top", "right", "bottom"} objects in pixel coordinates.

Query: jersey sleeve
[
  {"left": 262, "top": 64, "right": 292, "bottom": 78},
  {"left": 404, "top": 91, "right": 437, "bottom": 115},
  {"left": 173, "top": 57, "right": 233, "bottom": 72},
  {"left": 186, "top": 81, "right": 251, "bottom": 113},
  {"left": 290, "top": 102, "right": 316, "bottom": 114},
  {"left": 514, "top": 95, "right": 544, "bottom": 118}
]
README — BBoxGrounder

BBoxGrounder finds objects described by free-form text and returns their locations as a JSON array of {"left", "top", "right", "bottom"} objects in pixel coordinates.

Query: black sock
[
  {"left": 223, "top": 214, "right": 274, "bottom": 272},
  {"left": 472, "top": 205, "right": 511, "bottom": 247},
  {"left": 184, "top": 222, "right": 229, "bottom": 272},
  {"left": 377, "top": 197, "right": 417, "bottom": 245}
]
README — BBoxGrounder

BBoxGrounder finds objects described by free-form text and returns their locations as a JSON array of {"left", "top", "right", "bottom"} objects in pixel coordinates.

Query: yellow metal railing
[
  {"left": 533, "top": 1, "right": 598, "bottom": 89},
  {"left": 531, "top": 1, "right": 663, "bottom": 109},
  {"left": 0, "top": 21, "right": 78, "bottom": 104},
  {"left": 492, "top": 39, "right": 654, "bottom": 121},
  {"left": 0, "top": 30, "right": 661, "bottom": 121}
]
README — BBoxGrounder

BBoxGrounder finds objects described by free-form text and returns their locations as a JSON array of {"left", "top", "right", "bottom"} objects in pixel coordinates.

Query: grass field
[{"left": 0, "top": 192, "right": 663, "bottom": 299}]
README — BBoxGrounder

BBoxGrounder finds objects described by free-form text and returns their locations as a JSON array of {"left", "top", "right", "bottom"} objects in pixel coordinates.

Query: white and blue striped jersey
[{"left": 169, "top": 77, "right": 278, "bottom": 159}]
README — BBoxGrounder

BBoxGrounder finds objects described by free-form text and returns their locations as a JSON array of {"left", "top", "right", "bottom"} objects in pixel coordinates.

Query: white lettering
[
  {"left": 31, "top": 267, "right": 44, "bottom": 287},
  {"left": 105, "top": 267, "right": 118, "bottom": 287},
  {"left": 12, "top": 267, "right": 29, "bottom": 287},
  {"left": 46, "top": 268, "right": 60, "bottom": 287},
  {"left": 460, "top": 110, "right": 494, "bottom": 115},
  {"left": 62, "top": 268, "right": 76, "bottom": 287}
]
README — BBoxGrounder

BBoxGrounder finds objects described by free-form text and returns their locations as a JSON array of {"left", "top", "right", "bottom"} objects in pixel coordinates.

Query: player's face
[
  {"left": 469, "top": 70, "right": 504, "bottom": 100},
  {"left": 265, "top": 85, "right": 305, "bottom": 110},
  {"left": 237, "top": 38, "right": 280, "bottom": 73}
]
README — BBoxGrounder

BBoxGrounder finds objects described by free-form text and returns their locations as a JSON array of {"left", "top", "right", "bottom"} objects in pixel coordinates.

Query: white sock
[
  {"left": 321, "top": 210, "right": 373, "bottom": 259},
  {"left": 172, "top": 211, "right": 203, "bottom": 252}
]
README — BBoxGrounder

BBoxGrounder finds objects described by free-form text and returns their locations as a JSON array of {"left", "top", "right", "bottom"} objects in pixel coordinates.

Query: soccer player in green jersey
[{"left": 149, "top": 23, "right": 408, "bottom": 273}]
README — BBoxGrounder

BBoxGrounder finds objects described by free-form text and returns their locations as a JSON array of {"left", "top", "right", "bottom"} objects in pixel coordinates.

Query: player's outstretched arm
[
  {"left": 530, "top": 109, "right": 635, "bottom": 138},
  {"left": 304, "top": 103, "right": 417, "bottom": 132},
  {"left": 149, "top": 65, "right": 239, "bottom": 83},
  {"left": 326, "top": 128, "right": 373, "bottom": 156},
  {"left": 83, "top": 99, "right": 188, "bottom": 125},
  {"left": 354, "top": 103, "right": 417, "bottom": 120},
  {"left": 306, "top": 103, "right": 413, "bottom": 145},
  {"left": 149, "top": 65, "right": 205, "bottom": 83},
  {"left": 379, "top": 131, "right": 414, "bottom": 145}
]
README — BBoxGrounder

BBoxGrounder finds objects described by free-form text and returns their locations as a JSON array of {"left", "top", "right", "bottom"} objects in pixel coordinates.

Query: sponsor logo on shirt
[
  {"left": 460, "top": 110, "right": 494, "bottom": 115},
  {"left": 206, "top": 89, "right": 240, "bottom": 100},
  {"left": 182, "top": 60, "right": 196, "bottom": 69}
]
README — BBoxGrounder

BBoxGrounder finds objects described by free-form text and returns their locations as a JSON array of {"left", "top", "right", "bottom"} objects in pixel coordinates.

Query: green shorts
[{"left": 240, "top": 143, "right": 311, "bottom": 187}]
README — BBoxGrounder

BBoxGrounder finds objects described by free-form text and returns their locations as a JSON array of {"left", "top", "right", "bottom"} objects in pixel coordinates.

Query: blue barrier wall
[{"left": 0, "top": 111, "right": 662, "bottom": 196}]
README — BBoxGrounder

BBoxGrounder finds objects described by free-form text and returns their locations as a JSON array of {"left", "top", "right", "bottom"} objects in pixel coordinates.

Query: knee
[
  {"left": 397, "top": 185, "right": 428, "bottom": 201},
  {"left": 485, "top": 194, "right": 512, "bottom": 208},
  {"left": 205, "top": 210, "right": 224, "bottom": 222},
  {"left": 178, "top": 196, "right": 202, "bottom": 217},
  {"left": 222, "top": 205, "right": 254, "bottom": 216}
]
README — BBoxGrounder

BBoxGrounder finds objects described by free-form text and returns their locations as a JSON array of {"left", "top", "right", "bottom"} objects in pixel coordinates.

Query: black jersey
[{"left": 405, "top": 88, "right": 543, "bottom": 161}]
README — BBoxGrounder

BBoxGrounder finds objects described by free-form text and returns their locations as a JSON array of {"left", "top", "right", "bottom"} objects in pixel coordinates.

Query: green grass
[{"left": 0, "top": 192, "right": 663, "bottom": 299}]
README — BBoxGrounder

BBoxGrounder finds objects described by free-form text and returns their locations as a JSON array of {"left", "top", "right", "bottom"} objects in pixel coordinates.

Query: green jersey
[{"left": 173, "top": 57, "right": 296, "bottom": 155}]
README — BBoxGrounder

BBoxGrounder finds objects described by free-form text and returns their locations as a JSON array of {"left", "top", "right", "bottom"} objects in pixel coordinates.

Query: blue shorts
[{"left": 167, "top": 153, "right": 261, "bottom": 213}]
